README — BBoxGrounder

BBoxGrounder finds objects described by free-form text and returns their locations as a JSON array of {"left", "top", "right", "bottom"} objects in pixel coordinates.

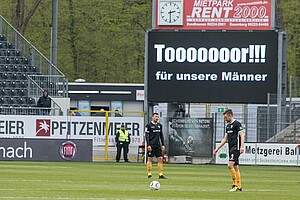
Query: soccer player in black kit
[
  {"left": 214, "top": 109, "right": 244, "bottom": 192},
  {"left": 145, "top": 112, "right": 167, "bottom": 179}
]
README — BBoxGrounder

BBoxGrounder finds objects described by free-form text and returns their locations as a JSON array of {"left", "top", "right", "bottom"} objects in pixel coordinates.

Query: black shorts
[
  {"left": 147, "top": 146, "right": 162, "bottom": 158},
  {"left": 229, "top": 150, "right": 240, "bottom": 166}
]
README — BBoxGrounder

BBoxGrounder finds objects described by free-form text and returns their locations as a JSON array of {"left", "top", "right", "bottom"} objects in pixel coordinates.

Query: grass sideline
[{"left": 0, "top": 161, "right": 299, "bottom": 199}]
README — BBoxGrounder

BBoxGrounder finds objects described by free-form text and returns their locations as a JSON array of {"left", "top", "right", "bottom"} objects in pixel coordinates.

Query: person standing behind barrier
[
  {"left": 37, "top": 90, "right": 51, "bottom": 115},
  {"left": 114, "top": 109, "right": 123, "bottom": 117},
  {"left": 115, "top": 124, "right": 130, "bottom": 162},
  {"left": 71, "top": 108, "right": 81, "bottom": 116}
]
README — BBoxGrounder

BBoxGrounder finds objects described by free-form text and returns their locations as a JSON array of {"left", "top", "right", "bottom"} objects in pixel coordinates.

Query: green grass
[{"left": 0, "top": 162, "right": 299, "bottom": 199}]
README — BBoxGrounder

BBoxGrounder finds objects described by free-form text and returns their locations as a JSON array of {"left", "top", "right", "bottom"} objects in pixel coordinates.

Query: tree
[
  {"left": 278, "top": 0, "right": 300, "bottom": 76},
  {"left": 12, "top": 0, "right": 43, "bottom": 35},
  {"left": 0, "top": 0, "right": 299, "bottom": 85}
]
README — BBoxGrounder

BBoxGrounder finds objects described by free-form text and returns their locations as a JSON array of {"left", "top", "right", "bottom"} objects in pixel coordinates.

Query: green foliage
[
  {"left": 0, "top": 0, "right": 151, "bottom": 83},
  {"left": 279, "top": 0, "right": 300, "bottom": 76},
  {"left": 0, "top": 1, "right": 300, "bottom": 82},
  {"left": 0, "top": 162, "right": 300, "bottom": 199}
]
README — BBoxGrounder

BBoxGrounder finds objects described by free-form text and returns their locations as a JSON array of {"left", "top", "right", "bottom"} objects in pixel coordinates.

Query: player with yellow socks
[
  {"left": 145, "top": 112, "right": 167, "bottom": 179},
  {"left": 214, "top": 109, "right": 245, "bottom": 192}
]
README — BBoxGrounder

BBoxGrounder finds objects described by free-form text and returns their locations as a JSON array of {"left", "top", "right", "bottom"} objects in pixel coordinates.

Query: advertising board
[
  {"left": 215, "top": 143, "right": 300, "bottom": 166},
  {"left": 147, "top": 30, "right": 278, "bottom": 103},
  {"left": 0, "top": 138, "right": 92, "bottom": 161},
  {"left": 0, "top": 115, "right": 143, "bottom": 146},
  {"left": 156, "top": 0, "right": 273, "bottom": 30}
]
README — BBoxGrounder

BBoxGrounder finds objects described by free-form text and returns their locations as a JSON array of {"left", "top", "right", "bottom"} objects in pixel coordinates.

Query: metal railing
[
  {"left": 27, "top": 74, "right": 68, "bottom": 98},
  {"left": 0, "top": 106, "right": 62, "bottom": 116},
  {"left": 0, "top": 15, "right": 68, "bottom": 97},
  {"left": 267, "top": 121, "right": 300, "bottom": 143},
  {"left": 210, "top": 108, "right": 300, "bottom": 143},
  {"left": 0, "top": 15, "right": 67, "bottom": 116}
]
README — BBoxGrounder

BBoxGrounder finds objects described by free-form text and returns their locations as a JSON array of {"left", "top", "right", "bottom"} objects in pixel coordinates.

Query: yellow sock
[
  {"left": 229, "top": 168, "right": 237, "bottom": 186},
  {"left": 158, "top": 162, "right": 163, "bottom": 176},
  {"left": 236, "top": 171, "right": 241, "bottom": 188},
  {"left": 147, "top": 161, "right": 152, "bottom": 175}
]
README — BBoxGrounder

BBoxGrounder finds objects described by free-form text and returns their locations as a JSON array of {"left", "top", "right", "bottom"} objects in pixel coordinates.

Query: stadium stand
[
  {"left": 0, "top": 35, "right": 39, "bottom": 110},
  {"left": 0, "top": 15, "right": 68, "bottom": 115}
]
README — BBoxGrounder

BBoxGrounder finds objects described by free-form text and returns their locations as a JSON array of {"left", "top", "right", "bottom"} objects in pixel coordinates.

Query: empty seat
[
  {"left": 17, "top": 73, "right": 27, "bottom": 80},
  {"left": 0, "top": 57, "right": 7, "bottom": 64},
  {"left": 16, "top": 88, "right": 27, "bottom": 96},
  {"left": 20, "top": 97, "right": 27, "bottom": 105},
  {"left": 7, "top": 97, "right": 14, "bottom": 104},
  {"left": 0, "top": 49, "right": 7, "bottom": 56},
  {"left": 8, "top": 81, "right": 17, "bottom": 88},
  {"left": 15, "top": 65, "right": 26, "bottom": 72},
  {"left": 0, "top": 81, "right": 4, "bottom": 88},
  {"left": 0, "top": 97, "right": 13, "bottom": 105},
  {"left": 6, "top": 50, "right": 16, "bottom": 56},
  {"left": 0, "top": 35, "right": 5, "bottom": 41},
  {"left": 27, "top": 65, "right": 35, "bottom": 72},
  {"left": 0, "top": 89, "right": 14, "bottom": 96},
  {"left": 5, "top": 57, "right": 10, "bottom": 64},
  {"left": 15, "top": 81, "right": 26, "bottom": 88},
  {"left": 1, "top": 65, "right": 14, "bottom": 72},
  {"left": 0, "top": 97, "right": 4, "bottom": 104},
  {"left": 1, "top": 73, "right": 8, "bottom": 79},
  {"left": 26, "top": 97, "right": 36, "bottom": 105},
  {"left": 22, "top": 58, "right": 29, "bottom": 64},
  {"left": 13, "top": 57, "right": 29, "bottom": 64},
  {"left": 0, "top": 57, "right": 9, "bottom": 64},
  {"left": 11, "top": 97, "right": 19, "bottom": 106},
  {"left": 5, "top": 50, "right": 11, "bottom": 56},
  {"left": 1, "top": 72, "right": 17, "bottom": 80},
  {"left": 0, "top": 89, "right": 6, "bottom": 96},
  {"left": 9, "top": 57, "right": 17, "bottom": 64},
  {"left": 13, "top": 57, "right": 20, "bottom": 64},
  {"left": 11, "top": 65, "right": 18, "bottom": 72},
  {"left": 13, "top": 97, "right": 26, "bottom": 106},
  {"left": 7, "top": 43, "right": 13, "bottom": 49},
  {"left": 9, "top": 89, "right": 16, "bottom": 96},
  {"left": 8, "top": 73, "right": 18, "bottom": 80},
  {"left": 6, "top": 65, "right": 12, "bottom": 72},
  {"left": 0, "top": 41, "right": 7, "bottom": 49},
  {"left": 22, "top": 65, "right": 28, "bottom": 72},
  {"left": 0, "top": 81, "right": 9, "bottom": 88},
  {"left": 0, "top": 65, "right": 6, "bottom": 71}
]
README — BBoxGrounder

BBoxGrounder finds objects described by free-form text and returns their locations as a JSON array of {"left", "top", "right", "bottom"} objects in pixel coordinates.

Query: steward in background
[{"left": 115, "top": 124, "right": 130, "bottom": 162}]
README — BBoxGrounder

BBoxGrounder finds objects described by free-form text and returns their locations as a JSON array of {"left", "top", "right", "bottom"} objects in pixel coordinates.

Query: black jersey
[
  {"left": 226, "top": 119, "right": 243, "bottom": 152},
  {"left": 145, "top": 122, "right": 165, "bottom": 147}
]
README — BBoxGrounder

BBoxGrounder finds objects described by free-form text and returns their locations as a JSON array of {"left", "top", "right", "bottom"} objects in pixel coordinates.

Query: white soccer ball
[{"left": 150, "top": 180, "right": 160, "bottom": 190}]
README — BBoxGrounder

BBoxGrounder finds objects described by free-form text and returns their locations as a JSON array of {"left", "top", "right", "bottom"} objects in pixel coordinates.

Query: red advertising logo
[
  {"left": 59, "top": 141, "right": 77, "bottom": 160},
  {"left": 156, "top": 0, "right": 272, "bottom": 30},
  {"left": 36, "top": 119, "right": 51, "bottom": 136}
]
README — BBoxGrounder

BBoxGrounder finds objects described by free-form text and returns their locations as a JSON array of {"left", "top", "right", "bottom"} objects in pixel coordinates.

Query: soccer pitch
[{"left": 0, "top": 161, "right": 299, "bottom": 200}]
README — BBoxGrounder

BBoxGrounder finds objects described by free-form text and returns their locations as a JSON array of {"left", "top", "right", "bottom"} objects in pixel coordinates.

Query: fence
[
  {"left": 212, "top": 107, "right": 300, "bottom": 143},
  {"left": 27, "top": 74, "right": 68, "bottom": 98},
  {"left": 67, "top": 109, "right": 145, "bottom": 162},
  {"left": 0, "top": 106, "right": 62, "bottom": 116},
  {"left": 0, "top": 108, "right": 299, "bottom": 164},
  {"left": 0, "top": 15, "right": 67, "bottom": 115},
  {"left": 0, "top": 16, "right": 67, "bottom": 80}
]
